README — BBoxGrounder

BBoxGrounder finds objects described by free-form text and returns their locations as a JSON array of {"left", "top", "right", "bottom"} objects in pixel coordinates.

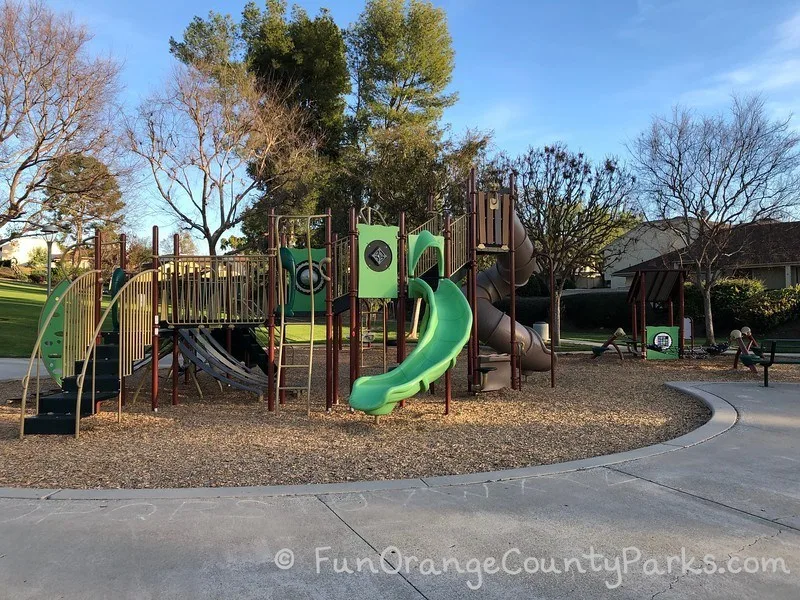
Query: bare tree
[
  {"left": 493, "top": 144, "right": 637, "bottom": 345},
  {"left": 0, "top": 0, "right": 121, "bottom": 246},
  {"left": 630, "top": 95, "right": 800, "bottom": 343},
  {"left": 126, "top": 64, "right": 316, "bottom": 255}
]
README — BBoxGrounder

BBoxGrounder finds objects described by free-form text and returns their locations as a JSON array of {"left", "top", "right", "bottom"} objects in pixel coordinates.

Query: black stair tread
[
  {"left": 38, "top": 391, "right": 119, "bottom": 404},
  {"left": 24, "top": 414, "right": 78, "bottom": 435}
]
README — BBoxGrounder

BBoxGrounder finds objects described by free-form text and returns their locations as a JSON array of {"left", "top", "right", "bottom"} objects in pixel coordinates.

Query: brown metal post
[
  {"left": 632, "top": 302, "right": 638, "bottom": 348},
  {"left": 640, "top": 272, "right": 647, "bottom": 359},
  {"left": 267, "top": 209, "right": 276, "bottom": 411},
  {"left": 325, "top": 209, "right": 334, "bottom": 411},
  {"left": 444, "top": 213, "right": 453, "bottom": 413},
  {"left": 151, "top": 225, "right": 160, "bottom": 411},
  {"left": 279, "top": 231, "right": 287, "bottom": 406},
  {"left": 469, "top": 167, "right": 479, "bottom": 391},
  {"left": 119, "top": 233, "right": 127, "bottom": 272},
  {"left": 549, "top": 256, "right": 556, "bottom": 388},
  {"left": 397, "top": 212, "right": 407, "bottom": 364},
  {"left": 172, "top": 233, "right": 180, "bottom": 406},
  {"left": 678, "top": 271, "right": 686, "bottom": 357},
  {"left": 119, "top": 233, "right": 127, "bottom": 406},
  {"left": 349, "top": 207, "right": 360, "bottom": 391},
  {"left": 508, "top": 176, "right": 517, "bottom": 390}
]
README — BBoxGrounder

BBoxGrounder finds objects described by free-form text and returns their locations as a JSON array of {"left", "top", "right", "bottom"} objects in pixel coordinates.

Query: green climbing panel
[
  {"left": 284, "top": 247, "right": 327, "bottom": 314},
  {"left": 38, "top": 279, "right": 70, "bottom": 386},
  {"left": 357, "top": 224, "right": 399, "bottom": 299},
  {"left": 646, "top": 326, "right": 680, "bottom": 360},
  {"left": 110, "top": 267, "right": 126, "bottom": 331}
]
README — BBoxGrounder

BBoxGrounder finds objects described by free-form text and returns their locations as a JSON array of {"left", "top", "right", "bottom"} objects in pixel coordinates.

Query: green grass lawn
[
  {"left": 0, "top": 280, "right": 48, "bottom": 357},
  {"left": 561, "top": 329, "right": 615, "bottom": 343}
]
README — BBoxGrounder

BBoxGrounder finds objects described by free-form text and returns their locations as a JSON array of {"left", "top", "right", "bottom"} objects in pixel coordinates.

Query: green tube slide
[{"left": 349, "top": 277, "right": 472, "bottom": 416}]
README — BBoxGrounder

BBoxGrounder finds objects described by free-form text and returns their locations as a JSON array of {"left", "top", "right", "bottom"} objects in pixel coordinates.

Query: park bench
[{"left": 740, "top": 339, "right": 800, "bottom": 387}]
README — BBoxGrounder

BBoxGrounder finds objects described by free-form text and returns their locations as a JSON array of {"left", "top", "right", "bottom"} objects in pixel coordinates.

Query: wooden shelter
[{"left": 626, "top": 269, "right": 686, "bottom": 358}]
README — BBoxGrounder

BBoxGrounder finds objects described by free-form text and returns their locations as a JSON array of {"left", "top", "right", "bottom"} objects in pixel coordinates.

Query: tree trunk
[
  {"left": 703, "top": 285, "right": 715, "bottom": 345},
  {"left": 552, "top": 290, "right": 562, "bottom": 347}
]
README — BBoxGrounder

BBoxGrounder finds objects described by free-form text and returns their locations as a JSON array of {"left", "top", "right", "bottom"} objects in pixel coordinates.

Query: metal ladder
[{"left": 274, "top": 215, "right": 330, "bottom": 416}]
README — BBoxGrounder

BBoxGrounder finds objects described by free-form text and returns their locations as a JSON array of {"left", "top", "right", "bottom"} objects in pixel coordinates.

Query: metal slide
[
  {"left": 469, "top": 213, "right": 555, "bottom": 373},
  {"left": 177, "top": 329, "right": 266, "bottom": 395}
]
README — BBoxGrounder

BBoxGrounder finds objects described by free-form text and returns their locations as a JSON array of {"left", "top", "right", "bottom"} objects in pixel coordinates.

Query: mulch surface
[{"left": 1, "top": 352, "right": 790, "bottom": 490}]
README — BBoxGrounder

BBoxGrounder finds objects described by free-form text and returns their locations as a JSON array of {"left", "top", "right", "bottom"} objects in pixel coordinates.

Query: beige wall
[{"left": 604, "top": 223, "right": 688, "bottom": 288}]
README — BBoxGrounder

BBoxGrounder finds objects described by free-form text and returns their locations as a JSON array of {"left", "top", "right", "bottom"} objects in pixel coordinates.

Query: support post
[
  {"left": 325, "top": 209, "right": 334, "bottom": 411},
  {"left": 397, "top": 212, "right": 407, "bottom": 364},
  {"left": 678, "top": 271, "right": 686, "bottom": 357},
  {"left": 632, "top": 302, "right": 638, "bottom": 350},
  {"left": 349, "top": 207, "right": 360, "bottom": 391},
  {"left": 151, "top": 225, "right": 160, "bottom": 411},
  {"left": 267, "top": 209, "right": 276, "bottom": 411},
  {"left": 668, "top": 298, "right": 674, "bottom": 327},
  {"left": 119, "top": 233, "right": 127, "bottom": 406},
  {"left": 444, "top": 213, "right": 453, "bottom": 413},
  {"left": 508, "top": 176, "right": 517, "bottom": 390},
  {"left": 549, "top": 256, "right": 556, "bottom": 388},
  {"left": 172, "top": 233, "right": 180, "bottom": 406},
  {"left": 640, "top": 272, "right": 647, "bottom": 359},
  {"left": 468, "top": 167, "right": 480, "bottom": 391}
]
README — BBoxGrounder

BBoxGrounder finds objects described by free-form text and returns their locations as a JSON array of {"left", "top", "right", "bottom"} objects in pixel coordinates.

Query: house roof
[
  {"left": 614, "top": 220, "right": 800, "bottom": 276},
  {"left": 627, "top": 270, "right": 684, "bottom": 304}
]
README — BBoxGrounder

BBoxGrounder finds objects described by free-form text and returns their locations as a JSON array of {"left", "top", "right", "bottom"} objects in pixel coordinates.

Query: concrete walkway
[
  {"left": 1, "top": 383, "right": 799, "bottom": 598},
  {"left": 0, "top": 358, "right": 41, "bottom": 381}
]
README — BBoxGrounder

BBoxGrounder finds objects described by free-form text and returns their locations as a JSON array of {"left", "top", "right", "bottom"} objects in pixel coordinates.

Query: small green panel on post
[
  {"left": 285, "top": 247, "right": 327, "bottom": 313},
  {"left": 358, "top": 224, "right": 399, "bottom": 299},
  {"left": 646, "top": 326, "right": 680, "bottom": 360}
]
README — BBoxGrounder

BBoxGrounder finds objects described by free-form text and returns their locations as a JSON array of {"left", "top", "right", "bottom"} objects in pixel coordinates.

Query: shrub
[
  {"left": 518, "top": 273, "right": 549, "bottom": 297},
  {"left": 28, "top": 270, "right": 45, "bottom": 284},
  {"left": 562, "top": 292, "right": 630, "bottom": 329},
  {"left": 737, "top": 286, "right": 800, "bottom": 331},
  {"left": 684, "top": 278, "right": 764, "bottom": 331}
]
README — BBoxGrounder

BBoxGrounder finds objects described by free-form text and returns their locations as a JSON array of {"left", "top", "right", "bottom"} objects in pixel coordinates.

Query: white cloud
[{"left": 679, "top": 10, "right": 800, "bottom": 111}]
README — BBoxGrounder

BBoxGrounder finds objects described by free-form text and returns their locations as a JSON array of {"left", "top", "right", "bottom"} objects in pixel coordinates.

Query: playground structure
[{"left": 19, "top": 168, "right": 556, "bottom": 437}]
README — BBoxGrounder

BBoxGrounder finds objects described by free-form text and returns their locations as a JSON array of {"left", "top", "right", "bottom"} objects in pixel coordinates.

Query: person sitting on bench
[
  {"left": 733, "top": 326, "right": 760, "bottom": 370},
  {"left": 591, "top": 328, "right": 626, "bottom": 360},
  {"left": 730, "top": 329, "right": 758, "bottom": 373}
]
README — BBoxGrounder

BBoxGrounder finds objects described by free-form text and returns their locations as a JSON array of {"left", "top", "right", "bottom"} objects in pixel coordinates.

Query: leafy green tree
[
  {"left": 345, "top": 0, "right": 486, "bottom": 224},
  {"left": 44, "top": 154, "right": 124, "bottom": 266}
]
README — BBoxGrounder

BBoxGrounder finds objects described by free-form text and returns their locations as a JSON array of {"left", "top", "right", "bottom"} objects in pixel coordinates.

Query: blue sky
[{"left": 46, "top": 0, "right": 800, "bottom": 240}]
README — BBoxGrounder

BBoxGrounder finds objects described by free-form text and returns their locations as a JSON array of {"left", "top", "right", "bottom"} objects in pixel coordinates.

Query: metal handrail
[
  {"left": 19, "top": 270, "right": 101, "bottom": 439},
  {"left": 73, "top": 270, "right": 157, "bottom": 438}
]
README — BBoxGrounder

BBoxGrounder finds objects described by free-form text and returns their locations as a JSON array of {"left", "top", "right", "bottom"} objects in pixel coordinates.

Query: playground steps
[{"left": 23, "top": 331, "right": 121, "bottom": 435}]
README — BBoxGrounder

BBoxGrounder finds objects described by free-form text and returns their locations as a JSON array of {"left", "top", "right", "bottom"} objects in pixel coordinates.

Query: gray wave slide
[
  {"left": 464, "top": 213, "right": 555, "bottom": 373},
  {"left": 177, "top": 329, "right": 267, "bottom": 394}
]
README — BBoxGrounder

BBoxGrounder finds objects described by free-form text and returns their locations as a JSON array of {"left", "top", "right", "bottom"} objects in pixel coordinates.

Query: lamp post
[{"left": 41, "top": 224, "right": 60, "bottom": 297}]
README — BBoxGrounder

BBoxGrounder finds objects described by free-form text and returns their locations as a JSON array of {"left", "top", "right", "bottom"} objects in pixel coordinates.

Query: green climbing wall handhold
[{"left": 38, "top": 279, "right": 70, "bottom": 386}]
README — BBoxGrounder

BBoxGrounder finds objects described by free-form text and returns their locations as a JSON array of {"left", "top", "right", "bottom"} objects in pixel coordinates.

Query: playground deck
[{"left": 2, "top": 354, "right": 786, "bottom": 490}]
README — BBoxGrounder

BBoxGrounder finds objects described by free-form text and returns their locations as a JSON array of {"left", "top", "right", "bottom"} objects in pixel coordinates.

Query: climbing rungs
[
  {"left": 278, "top": 386, "right": 311, "bottom": 391},
  {"left": 280, "top": 364, "right": 311, "bottom": 369}
]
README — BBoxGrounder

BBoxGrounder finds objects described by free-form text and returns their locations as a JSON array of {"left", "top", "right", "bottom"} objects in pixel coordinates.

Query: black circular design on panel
[
  {"left": 364, "top": 240, "right": 393, "bottom": 272},
  {"left": 295, "top": 260, "right": 324, "bottom": 295}
]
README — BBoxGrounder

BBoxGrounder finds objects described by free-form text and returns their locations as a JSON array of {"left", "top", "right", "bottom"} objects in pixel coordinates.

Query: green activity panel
[
  {"left": 281, "top": 247, "right": 327, "bottom": 314},
  {"left": 357, "top": 224, "right": 399, "bottom": 299},
  {"left": 38, "top": 279, "right": 70, "bottom": 386},
  {"left": 110, "top": 267, "right": 126, "bottom": 332},
  {"left": 646, "top": 326, "right": 680, "bottom": 360},
  {"left": 348, "top": 277, "right": 472, "bottom": 415}
]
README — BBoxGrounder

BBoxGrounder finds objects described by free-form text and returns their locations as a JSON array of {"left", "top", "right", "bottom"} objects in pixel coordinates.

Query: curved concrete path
[{"left": 1, "top": 382, "right": 798, "bottom": 598}]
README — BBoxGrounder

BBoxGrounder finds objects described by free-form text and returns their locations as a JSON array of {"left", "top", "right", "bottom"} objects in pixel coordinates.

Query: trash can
[{"left": 532, "top": 321, "right": 550, "bottom": 343}]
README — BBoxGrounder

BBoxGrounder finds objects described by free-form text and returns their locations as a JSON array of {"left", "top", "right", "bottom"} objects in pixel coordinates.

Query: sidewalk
[{"left": 1, "top": 382, "right": 798, "bottom": 598}]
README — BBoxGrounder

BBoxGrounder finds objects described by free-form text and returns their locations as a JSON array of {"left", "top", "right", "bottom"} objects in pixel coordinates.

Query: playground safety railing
[
  {"left": 19, "top": 270, "right": 101, "bottom": 437},
  {"left": 158, "top": 255, "right": 272, "bottom": 326},
  {"left": 73, "top": 269, "right": 157, "bottom": 438},
  {"left": 450, "top": 214, "right": 469, "bottom": 276}
]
